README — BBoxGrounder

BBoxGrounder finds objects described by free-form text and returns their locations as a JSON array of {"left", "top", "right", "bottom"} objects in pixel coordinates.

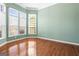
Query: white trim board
[
  {"left": 38, "top": 37, "right": 79, "bottom": 46},
  {"left": 0, "top": 37, "right": 79, "bottom": 47},
  {"left": 0, "top": 36, "right": 38, "bottom": 47},
  {"left": 0, "top": 37, "right": 28, "bottom": 47}
]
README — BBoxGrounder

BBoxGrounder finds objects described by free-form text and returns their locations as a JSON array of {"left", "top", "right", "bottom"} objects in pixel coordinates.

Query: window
[
  {"left": 8, "top": 8, "right": 18, "bottom": 37},
  {"left": 8, "top": 8, "right": 27, "bottom": 37},
  {"left": 0, "top": 4, "right": 6, "bottom": 39},
  {"left": 19, "top": 11, "right": 26, "bottom": 34},
  {"left": 28, "top": 14, "right": 36, "bottom": 34}
]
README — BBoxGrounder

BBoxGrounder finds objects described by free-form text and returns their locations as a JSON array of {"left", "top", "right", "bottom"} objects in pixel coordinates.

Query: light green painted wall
[{"left": 38, "top": 3, "right": 79, "bottom": 43}]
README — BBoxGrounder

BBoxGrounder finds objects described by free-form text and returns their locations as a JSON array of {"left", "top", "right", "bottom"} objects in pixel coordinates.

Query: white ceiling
[{"left": 17, "top": 3, "right": 56, "bottom": 10}]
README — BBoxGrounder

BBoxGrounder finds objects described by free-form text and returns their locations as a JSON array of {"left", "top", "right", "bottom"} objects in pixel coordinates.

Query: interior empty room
[{"left": 0, "top": 3, "right": 79, "bottom": 56}]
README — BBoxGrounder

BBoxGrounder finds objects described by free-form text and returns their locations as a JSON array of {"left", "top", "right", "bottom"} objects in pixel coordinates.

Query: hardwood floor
[{"left": 0, "top": 38, "right": 79, "bottom": 56}]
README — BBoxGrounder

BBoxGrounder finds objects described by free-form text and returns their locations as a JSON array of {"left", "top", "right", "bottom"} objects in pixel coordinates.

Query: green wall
[
  {"left": 38, "top": 3, "right": 79, "bottom": 43},
  {"left": 0, "top": 3, "right": 38, "bottom": 44}
]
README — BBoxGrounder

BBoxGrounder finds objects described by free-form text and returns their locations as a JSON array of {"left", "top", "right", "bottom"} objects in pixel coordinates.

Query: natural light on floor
[{"left": 28, "top": 41, "right": 36, "bottom": 56}]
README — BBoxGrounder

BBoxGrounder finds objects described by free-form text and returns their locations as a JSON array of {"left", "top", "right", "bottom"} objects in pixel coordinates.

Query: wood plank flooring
[{"left": 0, "top": 38, "right": 79, "bottom": 56}]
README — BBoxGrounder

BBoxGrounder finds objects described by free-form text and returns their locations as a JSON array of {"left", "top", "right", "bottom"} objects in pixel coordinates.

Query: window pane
[
  {"left": 19, "top": 11, "right": 26, "bottom": 34},
  {"left": 0, "top": 4, "right": 6, "bottom": 39},
  {"left": 8, "top": 8, "right": 18, "bottom": 36},
  {"left": 9, "top": 8, "right": 18, "bottom": 17},
  {"left": 28, "top": 14, "right": 36, "bottom": 34}
]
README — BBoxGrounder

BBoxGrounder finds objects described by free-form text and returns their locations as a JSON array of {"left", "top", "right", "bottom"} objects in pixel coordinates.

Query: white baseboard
[
  {"left": 0, "top": 36, "right": 79, "bottom": 47},
  {"left": 38, "top": 37, "right": 79, "bottom": 46},
  {"left": 0, "top": 37, "right": 27, "bottom": 47}
]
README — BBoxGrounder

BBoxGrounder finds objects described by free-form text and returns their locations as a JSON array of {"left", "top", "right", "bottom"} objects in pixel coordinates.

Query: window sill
[{"left": 0, "top": 38, "right": 5, "bottom": 40}]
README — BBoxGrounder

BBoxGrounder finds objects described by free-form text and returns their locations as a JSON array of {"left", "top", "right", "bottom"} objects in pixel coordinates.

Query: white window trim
[{"left": 0, "top": 4, "right": 6, "bottom": 39}]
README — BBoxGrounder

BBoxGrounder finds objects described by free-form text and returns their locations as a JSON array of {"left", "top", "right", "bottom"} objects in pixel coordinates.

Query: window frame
[
  {"left": 0, "top": 4, "right": 6, "bottom": 40},
  {"left": 18, "top": 11, "right": 27, "bottom": 35},
  {"left": 8, "top": 7, "right": 27, "bottom": 37},
  {"left": 28, "top": 13, "right": 37, "bottom": 35},
  {"left": 8, "top": 8, "right": 19, "bottom": 37},
  {"left": 0, "top": 4, "right": 37, "bottom": 41}
]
